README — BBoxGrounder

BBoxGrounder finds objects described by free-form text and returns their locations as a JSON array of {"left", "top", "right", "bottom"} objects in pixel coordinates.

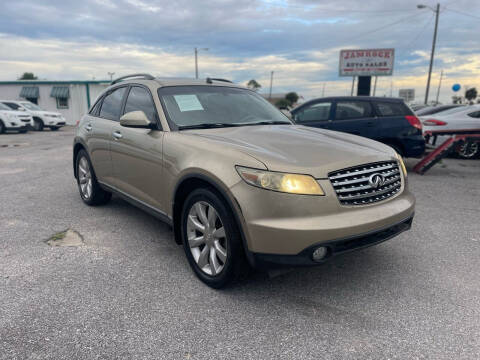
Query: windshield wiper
[
  {"left": 242, "top": 120, "right": 291, "bottom": 126},
  {"left": 177, "top": 123, "right": 242, "bottom": 130}
]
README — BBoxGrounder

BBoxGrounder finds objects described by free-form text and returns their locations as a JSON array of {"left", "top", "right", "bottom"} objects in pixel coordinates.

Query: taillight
[
  {"left": 405, "top": 115, "right": 422, "bottom": 130},
  {"left": 422, "top": 118, "right": 447, "bottom": 126}
]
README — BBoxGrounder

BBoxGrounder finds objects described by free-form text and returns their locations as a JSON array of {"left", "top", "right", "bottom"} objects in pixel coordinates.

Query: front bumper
[
  {"left": 252, "top": 214, "right": 413, "bottom": 268},
  {"left": 230, "top": 175, "right": 415, "bottom": 256}
]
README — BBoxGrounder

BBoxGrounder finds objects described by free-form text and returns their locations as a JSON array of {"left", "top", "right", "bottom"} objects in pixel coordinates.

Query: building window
[
  {"left": 56, "top": 97, "right": 69, "bottom": 109},
  {"left": 26, "top": 97, "right": 38, "bottom": 105}
]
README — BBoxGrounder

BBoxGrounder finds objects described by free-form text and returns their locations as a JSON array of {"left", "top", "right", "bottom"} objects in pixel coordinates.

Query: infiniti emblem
[{"left": 368, "top": 173, "right": 385, "bottom": 189}]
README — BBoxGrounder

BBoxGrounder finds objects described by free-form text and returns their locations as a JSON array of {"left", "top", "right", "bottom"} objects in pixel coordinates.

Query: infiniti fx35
[{"left": 73, "top": 74, "right": 415, "bottom": 288}]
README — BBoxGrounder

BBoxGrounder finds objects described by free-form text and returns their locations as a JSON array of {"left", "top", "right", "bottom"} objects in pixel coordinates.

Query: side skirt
[{"left": 99, "top": 181, "right": 173, "bottom": 227}]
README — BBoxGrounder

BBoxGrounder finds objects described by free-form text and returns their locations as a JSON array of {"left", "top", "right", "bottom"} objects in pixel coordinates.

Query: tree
[
  {"left": 247, "top": 79, "right": 261, "bottom": 92},
  {"left": 285, "top": 92, "right": 299, "bottom": 106},
  {"left": 18, "top": 72, "right": 38, "bottom": 80},
  {"left": 465, "top": 87, "right": 477, "bottom": 103},
  {"left": 275, "top": 99, "right": 290, "bottom": 109}
]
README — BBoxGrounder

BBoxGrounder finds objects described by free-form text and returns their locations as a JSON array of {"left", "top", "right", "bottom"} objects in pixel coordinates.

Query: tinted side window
[
  {"left": 124, "top": 86, "right": 157, "bottom": 123},
  {"left": 295, "top": 102, "right": 331, "bottom": 123},
  {"left": 374, "top": 101, "right": 412, "bottom": 117},
  {"left": 99, "top": 87, "right": 127, "bottom": 121},
  {"left": 335, "top": 101, "right": 372, "bottom": 120},
  {"left": 467, "top": 111, "right": 480, "bottom": 118},
  {"left": 89, "top": 98, "right": 103, "bottom": 116},
  {"left": 3, "top": 102, "right": 20, "bottom": 110}
]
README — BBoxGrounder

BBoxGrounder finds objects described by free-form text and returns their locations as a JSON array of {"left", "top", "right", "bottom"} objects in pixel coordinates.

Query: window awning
[
  {"left": 19, "top": 86, "right": 39, "bottom": 98},
  {"left": 50, "top": 86, "right": 70, "bottom": 98}
]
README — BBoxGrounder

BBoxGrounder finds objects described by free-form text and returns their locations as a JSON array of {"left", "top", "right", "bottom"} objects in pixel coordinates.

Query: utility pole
[
  {"left": 194, "top": 47, "right": 209, "bottom": 79},
  {"left": 350, "top": 76, "right": 355, "bottom": 96},
  {"left": 268, "top": 71, "right": 274, "bottom": 100},
  {"left": 108, "top": 72, "right": 115, "bottom": 82},
  {"left": 435, "top": 69, "right": 443, "bottom": 104},
  {"left": 322, "top": 83, "right": 326, "bottom": 97},
  {"left": 390, "top": 79, "right": 393, "bottom": 97},
  {"left": 418, "top": 3, "right": 440, "bottom": 104}
]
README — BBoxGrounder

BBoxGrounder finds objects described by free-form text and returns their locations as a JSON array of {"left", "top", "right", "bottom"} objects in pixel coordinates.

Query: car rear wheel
[
  {"left": 33, "top": 118, "right": 44, "bottom": 131},
  {"left": 456, "top": 141, "right": 480, "bottom": 159},
  {"left": 75, "top": 149, "right": 112, "bottom": 205},
  {"left": 0, "top": 121, "right": 5, "bottom": 134},
  {"left": 181, "top": 188, "right": 248, "bottom": 288}
]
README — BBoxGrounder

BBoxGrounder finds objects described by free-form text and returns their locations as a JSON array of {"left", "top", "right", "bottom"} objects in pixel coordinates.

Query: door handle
[
  {"left": 85, "top": 123, "right": 92, "bottom": 132},
  {"left": 112, "top": 131, "right": 123, "bottom": 140}
]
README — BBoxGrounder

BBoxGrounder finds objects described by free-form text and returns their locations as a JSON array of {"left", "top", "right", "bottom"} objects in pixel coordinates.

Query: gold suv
[{"left": 73, "top": 74, "right": 415, "bottom": 288}]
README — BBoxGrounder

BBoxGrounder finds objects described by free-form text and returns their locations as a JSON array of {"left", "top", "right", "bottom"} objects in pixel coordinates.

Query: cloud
[{"left": 0, "top": 0, "right": 479, "bottom": 103}]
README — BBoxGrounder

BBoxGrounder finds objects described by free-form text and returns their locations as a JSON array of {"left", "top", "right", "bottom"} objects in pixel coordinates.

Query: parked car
[
  {"left": 420, "top": 104, "right": 480, "bottom": 159},
  {"left": 73, "top": 75, "right": 415, "bottom": 288},
  {"left": 0, "top": 102, "right": 32, "bottom": 133},
  {"left": 415, "top": 104, "right": 464, "bottom": 116},
  {"left": 0, "top": 100, "right": 66, "bottom": 131},
  {"left": 290, "top": 96, "right": 425, "bottom": 158}
]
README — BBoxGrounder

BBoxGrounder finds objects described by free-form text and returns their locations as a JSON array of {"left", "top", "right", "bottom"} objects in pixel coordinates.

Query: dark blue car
[{"left": 290, "top": 96, "right": 425, "bottom": 158}]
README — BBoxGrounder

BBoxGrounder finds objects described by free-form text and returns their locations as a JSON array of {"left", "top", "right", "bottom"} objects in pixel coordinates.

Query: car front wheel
[
  {"left": 181, "top": 188, "right": 248, "bottom": 288},
  {"left": 75, "top": 149, "right": 112, "bottom": 205},
  {"left": 33, "top": 118, "right": 44, "bottom": 131}
]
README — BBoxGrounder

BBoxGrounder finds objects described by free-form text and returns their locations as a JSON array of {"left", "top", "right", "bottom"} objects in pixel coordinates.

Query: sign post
[{"left": 339, "top": 49, "right": 394, "bottom": 96}]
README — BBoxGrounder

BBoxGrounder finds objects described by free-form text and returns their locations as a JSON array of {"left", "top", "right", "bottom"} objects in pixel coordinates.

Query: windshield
[
  {"left": 21, "top": 102, "right": 42, "bottom": 111},
  {"left": 158, "top": 86, "right": 291, "bottom": 129},
  {"left": 0, "top": 103, "right": 12, "bottom": 111}
]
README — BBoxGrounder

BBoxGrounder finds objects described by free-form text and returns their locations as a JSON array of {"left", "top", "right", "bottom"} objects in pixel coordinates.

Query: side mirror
[{"left": 120, "top": 111, "right": 154, "bottom": 129}]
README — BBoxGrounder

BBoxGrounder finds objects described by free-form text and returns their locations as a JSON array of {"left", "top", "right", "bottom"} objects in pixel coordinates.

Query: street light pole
[{"left": 418, "top": 3, "right": 440, "bottom": 105}]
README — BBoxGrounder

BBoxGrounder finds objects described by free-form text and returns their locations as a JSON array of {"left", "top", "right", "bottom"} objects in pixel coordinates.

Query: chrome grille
[{"left": 328, "top": 161, "right": 402, "bottom": 206}]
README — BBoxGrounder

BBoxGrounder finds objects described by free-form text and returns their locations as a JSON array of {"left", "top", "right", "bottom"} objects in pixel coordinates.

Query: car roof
[
  {"left": 107, "top": 77, "right": 245, "bottom": 89},
  {"left": 291, "top": 96, "right": 404, "bottom": 111}
]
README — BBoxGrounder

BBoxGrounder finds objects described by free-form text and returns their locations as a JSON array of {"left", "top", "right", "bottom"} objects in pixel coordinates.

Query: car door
[
  {"left": 110, "top": 85, "right": 165, "bottom": 212},
  {"left": 331, "top": 100, "right": 378, "bottom": 139},
  {"left": 292, "top": 101, "right": 333, "bottom": 129},
  {"left": 86, "top": 86, "right": 128, "bottom": 184}
]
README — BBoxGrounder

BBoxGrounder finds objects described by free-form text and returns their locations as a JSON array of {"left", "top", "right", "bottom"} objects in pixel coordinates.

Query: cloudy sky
[{"left": 1, "top": 0, "right": 479, "bottom": 102}]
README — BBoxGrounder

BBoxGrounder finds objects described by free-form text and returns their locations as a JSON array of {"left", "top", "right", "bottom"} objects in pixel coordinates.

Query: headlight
[
  {"left": 236, "top": 166, "right": 324, "bottom": 195},
  {"left": 7, "top": 113, "right": 17, "bottom": 121},
  {"left": 396, "top": 153, "right": 407, "bottom": 177}
]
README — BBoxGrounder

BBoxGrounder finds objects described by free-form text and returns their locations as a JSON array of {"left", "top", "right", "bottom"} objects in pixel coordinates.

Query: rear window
[{"left": 374, "top": 101, "right": 412, "bottom": 117}]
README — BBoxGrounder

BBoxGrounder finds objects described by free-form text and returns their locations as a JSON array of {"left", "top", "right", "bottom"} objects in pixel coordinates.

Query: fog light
[{"left": 312, "top": 246, "right": 328, "bottom": 262}]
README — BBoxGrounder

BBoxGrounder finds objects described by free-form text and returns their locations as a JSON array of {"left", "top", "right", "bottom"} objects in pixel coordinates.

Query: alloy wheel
[
  {"left": 78, "top": 157, "right": 93, "bottom": 199},
  {"left": 458, "top": 141, "right": 479, "bottom": 159},
  {"left": 186, "top": 201, "right": 228, "bottom": 276}
]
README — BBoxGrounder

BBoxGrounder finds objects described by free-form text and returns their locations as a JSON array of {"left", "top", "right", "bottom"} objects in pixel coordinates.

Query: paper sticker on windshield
[{"left": 174, "top": 95, "right": 204, "bottom": 112}]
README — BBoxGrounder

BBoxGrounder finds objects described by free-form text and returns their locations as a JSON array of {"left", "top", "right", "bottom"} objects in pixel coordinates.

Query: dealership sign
[{"left": 339, "top": 49, "right": 394, "bottom": 77}]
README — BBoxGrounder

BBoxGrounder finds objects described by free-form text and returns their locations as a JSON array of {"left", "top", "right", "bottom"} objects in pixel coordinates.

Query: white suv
[
  {"left": 0, "top": 100, "right": 66, "bottom": 131},
  {"left": 0, "top": 102, "right": 32, "bottom": 133}
]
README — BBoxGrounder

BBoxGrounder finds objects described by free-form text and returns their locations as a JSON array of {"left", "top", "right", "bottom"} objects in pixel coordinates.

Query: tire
[
  {"left": 50, "top": 127, "right": 59, "bottom": 131},
  {"left": 181, "top": 187, "right": 249, "bottom": 288},
  {"left": 456, "top": 141, "right": 480, "bottom": 159},
  {"left": 0, "top": 121, "right": 5, "bottom": 134},
  {"left": 75, "top": 149, "right": 112, "bottom": 206},
  {"left": 33, "top": 118, "right": 44, "bottom": 131},
  {"left": 19, "top": 129, "right": 28, "bottom": 133}
]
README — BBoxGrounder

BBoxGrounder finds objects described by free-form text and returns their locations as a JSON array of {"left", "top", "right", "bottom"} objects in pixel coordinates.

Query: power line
[
  {"left": 348, "top": 11, "right": 427, "bottom": 41},
  {"left": 444, "top": 8, "right": 480, "bottom": 21},
  {"left": 400, "top": 12, "right": 435, "bottom": 52}
]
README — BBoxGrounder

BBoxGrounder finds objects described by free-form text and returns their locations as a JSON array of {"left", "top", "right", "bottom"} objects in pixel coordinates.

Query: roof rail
[
  {"left": 209, "top": 78, "right": 233, "bottom": 83},
  {"left": 111, "top": 73, "right": 155, "bottom": 85}
]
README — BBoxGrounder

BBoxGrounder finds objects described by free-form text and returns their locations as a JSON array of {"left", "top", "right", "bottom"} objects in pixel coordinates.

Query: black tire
[
  {"left": 19, "top": 129, "right": 28, "bottom": 133},
  {"left": 75, "top": 149, "right": 112, "bottom": 206},
  {"left": 50, "top": 127, "right": 59, "bottom": 131},
  {"left": 181, "top": 187, "right": 249, "bottom": 288},
  {"left": 0, "top": 120, "right": 4, "bottom": 134},
  {"left": 456, "top": 141, "right": 480, "bottom": 159},
  {"left": 33, "top": 118, "right": 44, "bottom": 131}
]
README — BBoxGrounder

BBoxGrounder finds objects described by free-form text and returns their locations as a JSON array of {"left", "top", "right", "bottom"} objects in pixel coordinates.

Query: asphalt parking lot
[{"left": 1, "top": 127, "right": 479, "bottom": 360}]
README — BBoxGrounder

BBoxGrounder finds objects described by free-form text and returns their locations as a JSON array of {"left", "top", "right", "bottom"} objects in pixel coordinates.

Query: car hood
[
  {"left": 27, "top": 110, "right": 62, "bottom": 117},
  {"left": 185, "top": 125, "right": 396, "bottom": 178},
  {"left": 0, "top": 110, "right": 30, "bottom": 117}
]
